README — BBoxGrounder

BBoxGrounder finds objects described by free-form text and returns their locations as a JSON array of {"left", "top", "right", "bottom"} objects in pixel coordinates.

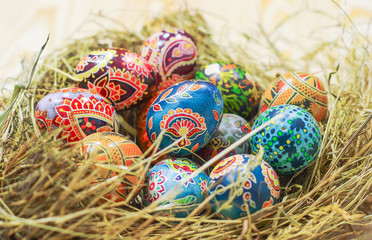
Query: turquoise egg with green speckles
[
  {"left": 195, "top": 61, "right": 262, "bottom": 121},
  {"left": 250, "top": 104, "right": 322, "bottom": 174}
]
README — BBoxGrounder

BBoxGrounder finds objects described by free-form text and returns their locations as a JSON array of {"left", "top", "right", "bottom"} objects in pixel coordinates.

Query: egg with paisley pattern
[{"left": 139, "top": 28, "right": 198, "bottom": 91}]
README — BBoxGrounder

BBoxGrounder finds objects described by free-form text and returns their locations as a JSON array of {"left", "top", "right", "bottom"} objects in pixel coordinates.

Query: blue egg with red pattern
[
  {"left": 209, "top": 154, "right": 280, "bottom": 220},
  {"left": 146, "top": 80, "right": 224, "bottom": 156},
  {"left": 143, "top": 157, "right": 209, "bottom": 218},
  {"left": 250, "top": 104, "right": 322, "bottom": 174}
]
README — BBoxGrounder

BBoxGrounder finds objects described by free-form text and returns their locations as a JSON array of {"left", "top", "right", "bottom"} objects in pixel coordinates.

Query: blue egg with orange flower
[{"left": 146, "top": 80, "right": 224, "bottom": 156}]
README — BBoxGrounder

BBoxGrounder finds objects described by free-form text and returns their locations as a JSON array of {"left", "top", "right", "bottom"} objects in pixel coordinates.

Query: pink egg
[{"left": 139, "top": 28, "right": 198, "bottom": 91}]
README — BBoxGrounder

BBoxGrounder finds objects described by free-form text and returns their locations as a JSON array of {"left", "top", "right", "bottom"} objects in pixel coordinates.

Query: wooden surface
[{"left": 0, "top": 0, "right": 371, "bottom": 90}]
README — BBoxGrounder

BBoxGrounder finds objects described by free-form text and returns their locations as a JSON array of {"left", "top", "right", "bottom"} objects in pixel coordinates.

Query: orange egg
[
  {"left": 259, "top": 72, "right": 328, "bottom": 122},
  {"left": 81, "top": 132, "right": 144, "bottom": 202}
]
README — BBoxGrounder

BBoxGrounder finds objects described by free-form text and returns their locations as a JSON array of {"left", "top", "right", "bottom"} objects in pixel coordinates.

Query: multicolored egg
[
  {"left": 259, "top": 72, "right": 328, "bottom": 122},
  {"left": 138, "top": 28, "right": 198, "bottom": 91},
  {"left": 250, "top": 104, "right": 322, "bottom": 174},
  {"left": 136, "top": 91, "right": 162, "bottom": 152},
  {"left": 195, "top": 114, "right": 251, "bottom": 166},
  {"left": 146, "top": 80, "right": 224, "bottom": 156},
  {"left": 75, "top": 48, "right": 156, "bottom": 110},
  {"left": 143, "top": 157, "right": 208, "bottom": 218},
  {"left": 35, "top": 87, "right": 119, "bottom": 143},
  {"left": 209, "top": 154, "right": 280, "bottom": 220},
  {"left": 81, "top": 132, "right": 144, "bottom": 202},
  {"left": 195, "top": 61, "right": 263, "bottom": 121}
]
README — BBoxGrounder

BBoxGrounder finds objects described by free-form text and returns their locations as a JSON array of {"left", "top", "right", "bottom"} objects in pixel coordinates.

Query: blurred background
[{"left": 0, "top": 0, "right": 371, "bottom": 91}]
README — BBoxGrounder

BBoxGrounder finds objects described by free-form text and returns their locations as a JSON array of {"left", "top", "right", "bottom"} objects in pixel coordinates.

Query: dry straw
[{"left": 0, "top": 6, "right": 371, "bottom": 240}]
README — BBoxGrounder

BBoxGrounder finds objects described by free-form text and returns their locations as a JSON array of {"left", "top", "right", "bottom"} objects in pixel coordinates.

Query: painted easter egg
[
  {"left": 209, "top": 154, "right": 280, "bottom": 220},
  {"left": 81, "top": 132, "right": 144, "bottom": 202},
  {"left": 146, "top": 80, "right": 224, "bottom": 156},
  {"left": 195, "top": 61, "right": 263, "bottom": 121},
  {"left": 136, "top": 91, "right": 162, "bottom": 152},
  {"left": 195, "top": 114, "right": 251, "bottom": 166},
  {"left": 143, "top": 157, "right": 209, "bottom": 218},
  {"left": 75, "top": 47, "right": 156, "bottom": 110},
  {"left": 259, "top": 72, "right": 328, "bottom": 122},
  {"left": 138, "top": 28, "right": 198, "bottom": 91},
  {"left": 35, "top": 87, "right": 119, "bottom": 143},
  {"left": 250, "top": 104, "right": 322, "bottom": 174}
]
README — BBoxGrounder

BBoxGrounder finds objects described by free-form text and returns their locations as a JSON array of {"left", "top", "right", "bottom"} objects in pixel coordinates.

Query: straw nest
[{"left": 0, "top": 8, "right": 371, "bottom": 240}]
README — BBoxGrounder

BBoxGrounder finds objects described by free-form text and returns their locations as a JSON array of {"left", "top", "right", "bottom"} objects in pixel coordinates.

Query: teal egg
[{"left": 250, "top": 104, "right": 322, "bottom": 174}]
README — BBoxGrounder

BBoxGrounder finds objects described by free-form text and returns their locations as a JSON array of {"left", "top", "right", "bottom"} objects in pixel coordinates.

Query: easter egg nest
[{"left": 0, "top": 9, "right": 371, "bottom": 240}]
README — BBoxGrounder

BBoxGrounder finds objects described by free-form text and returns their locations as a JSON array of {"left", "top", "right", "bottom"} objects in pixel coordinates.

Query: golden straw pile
[{"left": 0, "top": 9, "right": 371, "bottom": 240}]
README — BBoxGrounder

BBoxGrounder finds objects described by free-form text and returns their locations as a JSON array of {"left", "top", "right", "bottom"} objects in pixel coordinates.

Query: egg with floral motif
[
  {"left": 195, "top": 61, "right": 262, "bottom": 121},
  {"left": 209, "top": 154, "right": 280, "bottom": 220},
  {"left": 146, "top": 80, "right": 224, "bottom": 156},
  {"left": 75, "top": 48, "right": 156, "bottom": 110},
  {"left": 139, "top": 28, "right": 198, "bottom": 91},
  {"left": 250, "top": 104, "right": 322, "bottom": 174},
  {"left": 195, "top": 113, "right": 251, "bottom": 166},
  {"left": 143, "top": 157, "right": 209, "bottom": 218},
  {"left": 35, "top": 87, "right": 119, "bottom": 143}
]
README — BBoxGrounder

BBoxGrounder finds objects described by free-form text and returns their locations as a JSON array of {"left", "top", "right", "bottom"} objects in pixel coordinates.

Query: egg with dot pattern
[{"left": 250, "top": 104, "right": 322, "bottom": 174}]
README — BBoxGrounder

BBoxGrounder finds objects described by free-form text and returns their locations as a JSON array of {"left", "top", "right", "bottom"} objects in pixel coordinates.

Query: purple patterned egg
[
  {"left": 146, "top": 80, "right": 224, "bottom": 156},
  {"left": 195, "top": 61, "right": 263, "bottom": 121},
  {"left": 35, "top": 87, "right": 119, "bottom": 143},
  {"left": 75, "top": 48, "right": 156, "bottom": 110},
  {"left": 209, "top": 154, "right": 280, "bottom": 220},
  {"left": 138, "top": 28, "right": 198, "bottom": 91},
  {"left": 195, "top": 113, "right": 251, "bottom": 166},
  {"left": 143, "top": 157, "right": 209, "bottom": 218},
  {"left": 250, "top": 104, "right": 322, "bottom": 174}
]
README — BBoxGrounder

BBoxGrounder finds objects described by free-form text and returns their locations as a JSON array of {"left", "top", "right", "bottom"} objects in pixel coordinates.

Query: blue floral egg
[
  {"left": 195, "top": 113, "right": 251, "bottom": 166},
  {"left": 146, "top": 80, "right": 224, "bottom": 156},
  {"left": 143, "top": 157, "right": 209, "bottom": 218},
  {"left": 250, "top": 104, "right": 322, "bottom": 174},
  {"left": 209, "top": 154, "right": 280, "bottom": 220}
]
